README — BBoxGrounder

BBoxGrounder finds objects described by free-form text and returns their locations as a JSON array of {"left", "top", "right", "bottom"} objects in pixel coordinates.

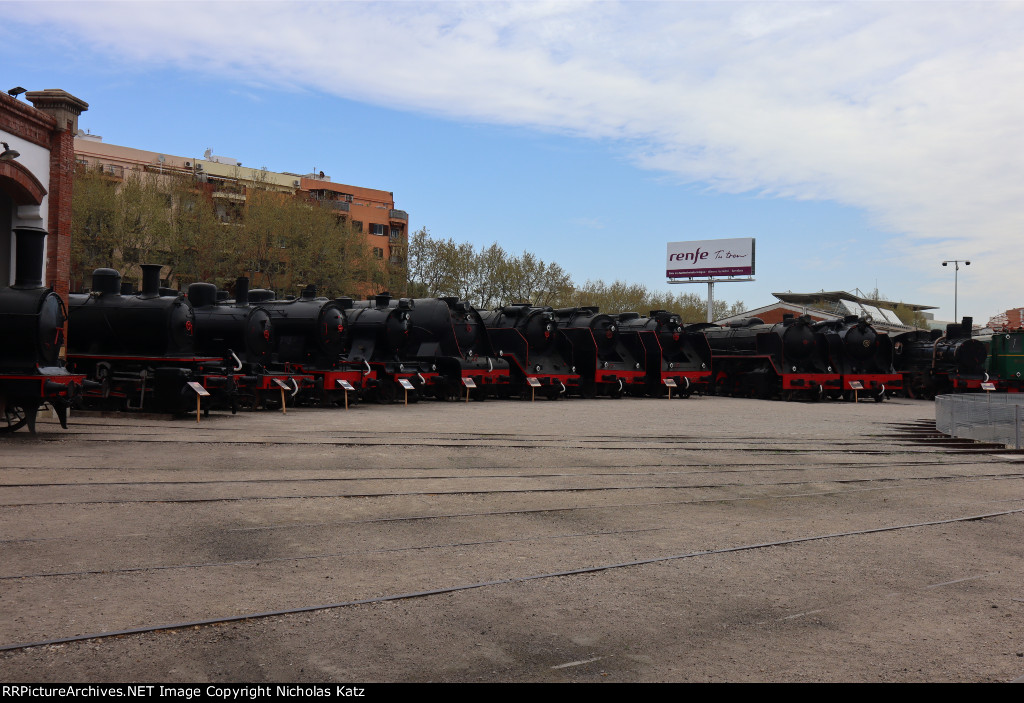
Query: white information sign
[{"left": 666, "top": 238, "right": 754, "bottom": 279}]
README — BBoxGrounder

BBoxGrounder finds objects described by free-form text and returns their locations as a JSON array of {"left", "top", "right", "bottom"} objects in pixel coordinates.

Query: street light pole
[{"left": 941, "top": 259, "right": 970, "bottom": 321}]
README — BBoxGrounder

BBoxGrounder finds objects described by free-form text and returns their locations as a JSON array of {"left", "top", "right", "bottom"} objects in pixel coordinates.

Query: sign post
[
  {"left": 848, "top": 380, "right": 864, "bottom": 403},
  {"left": 527, "top": 377, "right": 541, "bottom": 402},
  {"left": 664, "top": 377, "right": 677, "bottom": 400},
  {"left": 398, "top": 378, "right": 416, "bottom": 405},
  {"left": 273, "top": 378, "right": 291, "bottom": 414},
  {"left": 666, "top": 238, "right": 755, "bottom": 323},
  {"left": 462, "top": 377, "right": 477, "bottom": 403},
  {"left": 187, "top": 381, "right": 210, "bottom": 423},
  {"left": 337, "top": 379, "right": 356, "bottom": 409}
]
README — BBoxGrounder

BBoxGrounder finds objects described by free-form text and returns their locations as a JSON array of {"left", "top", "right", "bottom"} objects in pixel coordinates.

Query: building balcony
[
  {"left": 323, "top": 200, "right": 350, "bottom": 212},
  {"left": 389, "top": 209, "right": 408, "bottom": 221}
]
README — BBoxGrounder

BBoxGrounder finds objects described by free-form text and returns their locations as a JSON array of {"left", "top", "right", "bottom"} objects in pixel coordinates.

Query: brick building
[
  {"left": 1, "top": 89, "right": 88, "bottom": 303},
  {"left": 986, "top": 308, "right": 1024, "bottom": 331}
]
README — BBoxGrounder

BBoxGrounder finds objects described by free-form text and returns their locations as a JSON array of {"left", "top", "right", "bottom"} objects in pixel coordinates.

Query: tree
[{"left": 404, "top": 227, "right": 743, "bottom": 315}]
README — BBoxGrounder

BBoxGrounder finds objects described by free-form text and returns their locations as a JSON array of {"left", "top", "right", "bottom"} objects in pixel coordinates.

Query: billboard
[{"left": 666, "top": 238, "right": 755, "bottom": 279}]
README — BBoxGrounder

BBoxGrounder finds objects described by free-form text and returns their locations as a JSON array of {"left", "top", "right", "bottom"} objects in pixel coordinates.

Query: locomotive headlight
[
  {"left": 827, "top": 366, "right": 833, "bottom": 372},
  {"left": 571, "top": 366, "right": 576, "bottom": 373},
  {"left": 635, "top": 363, "right": 641, "bottom": 369},
  {"left": 431, "top": 364, "right": 437, "bottom": 371},
  {"left": 603, "top": 361, "right": 609, "bottom": 369},
  {"left": 668, "top": 363, "right": 674, "bottom": 369},
  {"left": 701, "top": 363, "right": 706, "bottom": 369},
  {"left": 792, "top": 365, "right": 797, "bottom": 372},
  {"left": 399, "top": 364, "right": 405, "bottom": 372},
  {"left": 535, "top": 365, "right": 542, "bottom": 372}
]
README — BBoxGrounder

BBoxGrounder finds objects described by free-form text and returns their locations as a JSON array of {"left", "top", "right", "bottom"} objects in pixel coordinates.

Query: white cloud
[{"left": 11, "top": 1, "right": 1024, "bottom": 313}]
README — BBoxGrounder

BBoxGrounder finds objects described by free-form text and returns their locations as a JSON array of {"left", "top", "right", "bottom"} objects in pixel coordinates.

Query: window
[
  {"left": 390, "top": 226, "right": 403, "bottom": 240},
  {"left": 373, "top": 247, "right": 384, "bottom": 259},
  {"left": 370, "top": 223, "right": 387, "bottom": 236},
  {"left": 353, "top": 220, "right": 363, "bottom": 233}
]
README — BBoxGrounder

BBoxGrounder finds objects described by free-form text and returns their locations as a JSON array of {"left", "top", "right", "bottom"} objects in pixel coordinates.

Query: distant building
[
  {"left": 715, "top": 290, "right": 935, "bottom": 333},
  {"left": 986, "top": 307, "right": 1024, "bottom": 331},
  {"left": 1, "top": 89, "right": 88, "bottom": 303},
  {"left": 72, "top": 135, "right": 408, "bottom": 286}
]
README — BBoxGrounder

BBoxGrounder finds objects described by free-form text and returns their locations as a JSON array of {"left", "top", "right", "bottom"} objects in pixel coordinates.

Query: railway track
[{"left": 3, "top": 399, "right": 1023, "bottom": 681}]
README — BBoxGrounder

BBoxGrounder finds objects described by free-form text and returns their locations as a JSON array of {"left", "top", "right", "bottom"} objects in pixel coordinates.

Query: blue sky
[{"left": 4, "top": 1, "right": 1021, "bottom": 323}]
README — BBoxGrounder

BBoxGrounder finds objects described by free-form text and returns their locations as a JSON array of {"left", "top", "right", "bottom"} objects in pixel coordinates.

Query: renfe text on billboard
[{"left": 666, "top": 238, "right": 755, "bottom": 279}]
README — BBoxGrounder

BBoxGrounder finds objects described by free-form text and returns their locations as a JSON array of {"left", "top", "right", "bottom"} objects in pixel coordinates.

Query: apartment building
[{"left": 73, "top": 135, "right": 408, "bottom": 287}]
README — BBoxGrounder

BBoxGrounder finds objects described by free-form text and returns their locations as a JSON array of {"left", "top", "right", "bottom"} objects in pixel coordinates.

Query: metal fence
[{"left": 935, "top": 394, "right": 1024, "bottom": 448}]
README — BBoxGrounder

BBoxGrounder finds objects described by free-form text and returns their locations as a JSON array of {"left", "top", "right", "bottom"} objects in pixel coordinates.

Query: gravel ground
[{"left": 1, "top": 394, "right": 1022, "bottom": 682}]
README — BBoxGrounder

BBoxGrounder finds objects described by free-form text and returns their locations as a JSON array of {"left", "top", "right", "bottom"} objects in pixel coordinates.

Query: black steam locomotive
[
  {"left": 893, "top": 317, "right": 988, "bottom": 398},
  {"left": 0, "top": 227, "right": 86, "bottom": 432},
  {"left": 815, "top": 315, "right": 901, "bottom": 400},
  {"left": 370, "top": 296, "right": 511, "bottom": 401},
  {"left": 614, "top": 310, "right": 712, "bottom": 398},
  {"left": 66, "top": 266, "right": 237, "bottom": 412},
  {"left": 247, "top": 286, "right": 361, "bottom": 407},
  {"left": 702, "top": 314, "right": 841, "bottom": 400},
  {"left": 481, "top": 304, "right": 581, "bottom": 399},
  {"left": 552, "top": 307, "right": 644, "bottom": 398}
]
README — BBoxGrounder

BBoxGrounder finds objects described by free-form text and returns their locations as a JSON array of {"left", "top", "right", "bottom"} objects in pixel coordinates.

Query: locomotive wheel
[
  {"left": 375, "top": 381, "right": 396, "bottom": 405},
  {"left": 442, "top": 381, "right": 462, "bottom": 402},
  {"left": 579, "top": 380, "right": 597, "bottom": 399},
  {"left": 259, "top": 391, "right": 282, "bottom": 411},
  {"left": 0, "top": 405, "right": 29, "bottom": 433},
  {"left": 234, "top": 394, "right": 259, "bottom": 411},
  {"left": 545, "top": 386, "right": 561, "bottom": 400}
]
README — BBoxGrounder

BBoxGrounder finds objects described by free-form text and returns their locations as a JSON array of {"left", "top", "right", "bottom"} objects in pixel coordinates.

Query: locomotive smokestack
[
  {"left": 961, "top": 317, "right": 973, "bottom": 336},
  {"left": 140, "top": 264, "right": 162, "bottom": 298},
  {"left": 12, "top": 226, "right": 46, "bottom": 289},
  {"left": 301, "top": 285, "right": 317, "bottom": 301},
  {"left": 235, "top": 277, "right": 249, "bottom": 305}
]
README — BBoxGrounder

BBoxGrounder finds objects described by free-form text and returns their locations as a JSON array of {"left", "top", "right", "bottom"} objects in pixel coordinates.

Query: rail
[{"left": 935, "top": 393, "right": 1024, "bottom": 449}]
